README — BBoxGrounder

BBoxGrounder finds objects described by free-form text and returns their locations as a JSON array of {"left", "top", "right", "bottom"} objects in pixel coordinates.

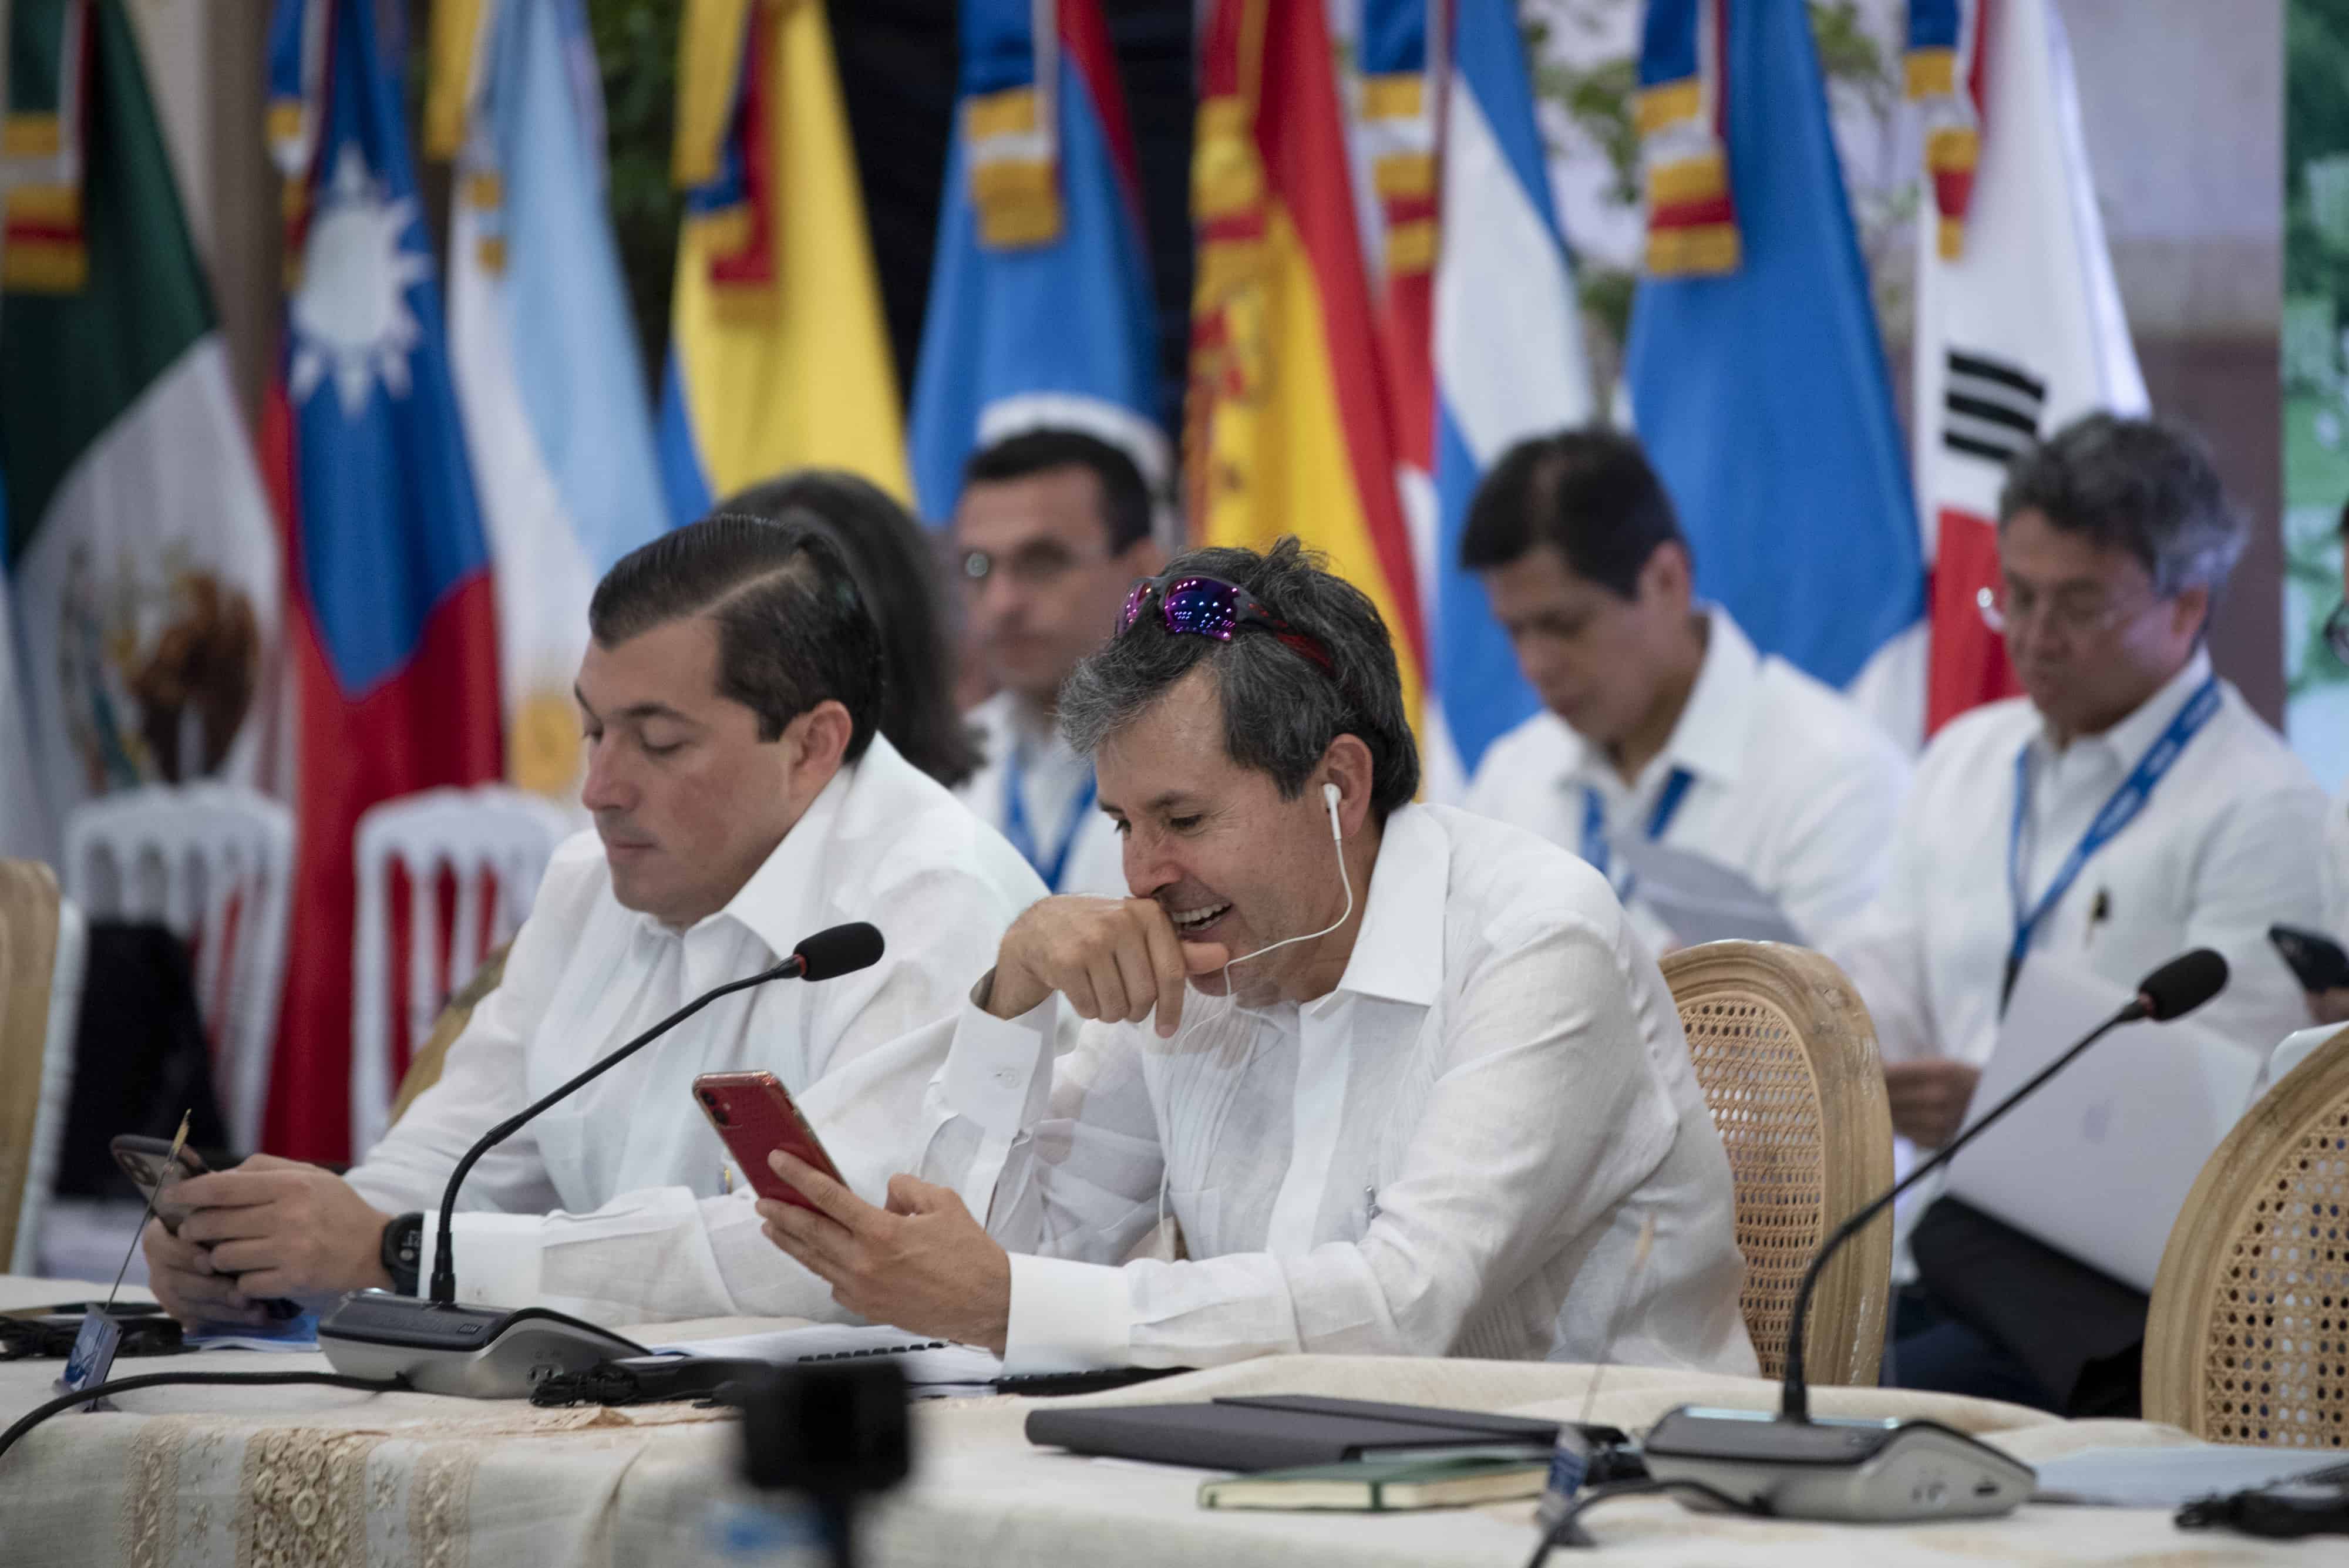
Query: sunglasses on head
[{"left": 1116, "top": 573, "right": 1338, "bottom": 674}]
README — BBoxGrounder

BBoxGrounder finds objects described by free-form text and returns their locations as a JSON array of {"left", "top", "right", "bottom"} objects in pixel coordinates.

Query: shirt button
[{"left": 995, "top": 1069, "right": 1017, "bottom": 1085}]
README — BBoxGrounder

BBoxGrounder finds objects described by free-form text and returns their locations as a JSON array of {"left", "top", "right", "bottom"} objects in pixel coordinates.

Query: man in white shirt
[
  {"left": 2314, "top": 504, "right": 2349, "bottom": 1025},
  {"left": 752, "top": 538, "right": 1757, "bottom": 1375},
  {"left": 143, "top": 516, "right": 1044, "bottom": 1327},
  {"left": 1458, "top": 429, "right": 1907, "bottom": 950},
  {"left": 954, "top": 429, "right": 1163, "bottom": 896},
  {"left": 1835, "top": 415, "right": 2328, "bottom": 1411}
]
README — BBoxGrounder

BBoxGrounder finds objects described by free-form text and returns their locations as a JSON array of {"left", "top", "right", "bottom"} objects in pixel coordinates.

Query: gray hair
[
  {"left": 1998, "top": 413, "right": 2246, "bottom": 596},
  {"left": 1059, "top": 537, "right": 1421, "bottom": 817}
]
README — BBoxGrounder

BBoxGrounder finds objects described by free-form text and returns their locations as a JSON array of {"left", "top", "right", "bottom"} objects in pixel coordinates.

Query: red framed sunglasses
[{"left": 1116, "top": 573, "right": 1338, "bottom": 675}]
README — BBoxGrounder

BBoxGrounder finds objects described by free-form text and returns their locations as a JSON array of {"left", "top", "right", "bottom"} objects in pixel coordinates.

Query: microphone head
[
  {"left": 2137, "top": 948, "right": 2227, "bottom": 1021},
  {"left": 793, "top": 922, "right": 885, "bottom": 982}
]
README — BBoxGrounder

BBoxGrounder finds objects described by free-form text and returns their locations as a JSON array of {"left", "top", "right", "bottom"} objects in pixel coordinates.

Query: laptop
[{"left": 1944, "top": 961, "right": 2257, "bottom": 1292}]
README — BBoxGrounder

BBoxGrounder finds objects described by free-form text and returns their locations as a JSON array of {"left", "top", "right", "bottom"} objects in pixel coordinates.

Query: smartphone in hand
[
  {"left": 692, "top": 1071, "right": 847, "bottom": 1210},
  {"left": 109, "top": 1134, "right": 206, "bottom": 1233}
]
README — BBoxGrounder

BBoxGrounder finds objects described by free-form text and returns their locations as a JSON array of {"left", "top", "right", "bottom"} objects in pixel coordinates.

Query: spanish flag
[
  {"left": 656, "top": 0, "right": 908, "bottom": 516},
  {"left": 1186, "top": 0, "right": 1425, "bottom": 724}
]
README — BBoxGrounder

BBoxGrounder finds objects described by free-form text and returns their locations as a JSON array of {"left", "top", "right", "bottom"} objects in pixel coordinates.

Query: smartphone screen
[{"left": 691, "top": 1071, "right": 846, "bottom": 1210}]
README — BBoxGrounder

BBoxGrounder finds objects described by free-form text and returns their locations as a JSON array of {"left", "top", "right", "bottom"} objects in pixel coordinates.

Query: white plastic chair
[
  {"left": 17, "top": 897, "right": 86, "bottom": 1274},
  {"left": 63, "top": 783, "right": 294, "bottom": 1152},
  {"left": 351, "top": 786, "right": 570, "bottom": 1154}
]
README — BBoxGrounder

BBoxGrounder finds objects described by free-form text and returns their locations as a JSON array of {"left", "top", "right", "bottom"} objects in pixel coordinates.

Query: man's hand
[
  {"left": 143, "top": 1217, "right": 270, "bottom": 1328},
  {"left": 1883, "top": 1058, "right": 1981, "bottom": 1149},
  {"left": 170, "top": 1154, "right": 395, "bottom": 1307},
  {"left": 986, "top": 895, "right": 1229, "bottom": 1037},
  {"left": 2310, "top": 987, "right": 2349, "bottom": 1027},
  {"left": 756, "top": 1150, "right": 1012, "bottom": 1355}
]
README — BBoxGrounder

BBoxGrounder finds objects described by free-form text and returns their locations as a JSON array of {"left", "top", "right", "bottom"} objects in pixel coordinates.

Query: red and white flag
[{"left": 1909, "top": 0, "right": 2146, "bottom": 739}]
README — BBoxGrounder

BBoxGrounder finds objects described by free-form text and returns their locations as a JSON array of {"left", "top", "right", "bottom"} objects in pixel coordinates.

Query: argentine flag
[
  {"left": 908, "top": 0, "right": 1165, "bottom": 522},
  {"left": 1428, "top": 0, "right": 1598, "bottom": 784}
]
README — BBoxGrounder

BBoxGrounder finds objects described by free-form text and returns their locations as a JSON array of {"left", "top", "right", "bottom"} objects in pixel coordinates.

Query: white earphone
[{"left": 1221, "top": 778, "right": 1355, "bottom": 982}]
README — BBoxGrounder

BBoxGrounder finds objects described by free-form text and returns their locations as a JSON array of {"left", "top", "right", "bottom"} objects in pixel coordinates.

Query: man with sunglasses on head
[
  {"left": 954, "top": 429, "right": 1166, "bottom": 896},
  {"left": 753, "top": 538, "right": 1757, "bottom": 1375},
  {"left": 1833, "top": 414, "right": 2327, "bottom": 1412}
]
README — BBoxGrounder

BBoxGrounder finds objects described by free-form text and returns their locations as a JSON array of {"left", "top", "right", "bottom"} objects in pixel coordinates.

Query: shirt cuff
[
  {"left": 416, "top": 1213, "right": 546, "bottom": 1308},
  {"left": 941, "top": 992, "right": 1058, "bottom": 1139},
  {"left": 1002, "top": 1253, "right": 1138, "bottom": 1375}
]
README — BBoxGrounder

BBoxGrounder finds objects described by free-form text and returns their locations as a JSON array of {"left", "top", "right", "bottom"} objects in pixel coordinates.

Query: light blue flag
[
  {"left": 1625, "top": 0, "right": 1923, "bottom": 692},
  {"left": 907, "top": 0, "right": 1165, "bottom": 524}
]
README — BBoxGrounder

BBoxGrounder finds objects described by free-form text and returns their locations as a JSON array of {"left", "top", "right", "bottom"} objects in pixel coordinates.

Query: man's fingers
[
  {"left": 170, "top": 1169, "right": 280, "bottom": 1210},
  {"left": 886, "top": 1173, "right": 958, "bottom": 1216},
  {"left": 179, "top": 1203, "right": 283, "bottom": 1246},
  {"left": 1135, "top": 909, "right": 1189, "bottom": 1039},
  {"left": 1082, "top": 949, "right": 1128, "bottom": 1024},
  {"left": 1109, "top": 933, "right": 1157, "bottom": 1025},
  {"left": 766, "top": 1150, "right": 874, "bottom": 1234},
  {"left": 1180, "top": 940, "right": 1231, "bottom": 975}
]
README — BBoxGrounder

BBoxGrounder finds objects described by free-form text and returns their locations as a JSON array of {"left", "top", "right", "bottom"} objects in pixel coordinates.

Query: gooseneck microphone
[
  {"left": 429, "top": 919, "right": 885, "bottom": 1304},
  {"left": 1624, "top": 949, "right": 2229, "bottom": 1530},
  {"left": 1778, "top": 945, "right": 2229, "bottom": 1419},
  {"left": 319, "top": 921, "right": 883, "bottom": 1399}
]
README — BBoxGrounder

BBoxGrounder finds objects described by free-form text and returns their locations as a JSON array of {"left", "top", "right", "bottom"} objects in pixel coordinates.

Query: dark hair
[
  {"left": 719, "top": 470, "right": 983, "bottom": 788},
  {"left": 1058, "top": 537, "right": 1420, "bottom": 817},
  {"left": 963, "top": 428, "right": 1155, "bottom": 553},
  {"left": 1458, "top": 427, "right": 1688, "bottom": 597},
  {"left": 1998, "top": 413, "right": 2244, "bottom": 595},
  {"left": 589, "top": 513, "right": 883, "bottom": 761}
]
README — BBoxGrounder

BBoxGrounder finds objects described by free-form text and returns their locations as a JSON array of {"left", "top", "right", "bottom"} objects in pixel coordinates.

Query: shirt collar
[
  {"left": 2037, "top": 647, "right": 2216, "bottom": 766},
  {"left": 1552, "top": 605, "right": 1753, "bottom": 791},
  {"left": 1324, "top": 803, "right": 1448, "bottom": 1010},
  {"left": 668, "top": 744, "right": 869, "bottom": 960}
]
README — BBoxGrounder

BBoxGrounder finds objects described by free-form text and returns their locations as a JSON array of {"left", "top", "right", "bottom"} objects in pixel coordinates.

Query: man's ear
[
  {"left": 2167, "top": 584, "right": 2212, "bottom": 644},
  {"left": 1318, "top": 733, "right": 1377, "bottom": 837},
  {"left": 785, "top": 699, "right": 856, "bottom": 781},
  {"left": 1640, "top": 540, "right": 1694, "bottom": 609}
]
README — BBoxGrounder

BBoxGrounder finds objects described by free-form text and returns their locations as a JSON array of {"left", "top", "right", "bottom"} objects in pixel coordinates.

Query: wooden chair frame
[
  {"left": 1663, "top": 941, "right": 1895, "bottom": 1386},
  {"left": 0, "top": 861, "right": 67, "bottom": 1271},
  {"left": 2143, "top": 1027, "right": 2349, "bottom": 1444}
]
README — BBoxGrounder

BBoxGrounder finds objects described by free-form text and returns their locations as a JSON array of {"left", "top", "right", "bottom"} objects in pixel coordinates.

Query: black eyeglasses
[
  {"left": 1116, "top": 573, "right": 1337, "bottom": 674},
  {"left": 2328, "top": 599, "right": 2349, "bottom": 666}
]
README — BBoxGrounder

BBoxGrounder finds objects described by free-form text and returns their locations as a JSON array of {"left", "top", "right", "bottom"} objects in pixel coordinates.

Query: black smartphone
[
  {"left": 109, "top": 1134, "right": 206, "bottom": 1233},
  {"left": 2271, "top": 924, "right": 2349, "bottom": 993}
]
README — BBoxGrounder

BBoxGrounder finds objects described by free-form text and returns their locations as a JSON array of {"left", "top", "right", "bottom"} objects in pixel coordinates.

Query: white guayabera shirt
[
  {"left": 915, "top": 803, "right": 1761, "bottom": 1376},
  {"left": 957, "top": 689, "right": 1128, "bottom": 897},
  {"left": 1465, "top": 608, "right": 1910, "bottom": 953},
  {"left": 345, "top": 736, "right": 1046, "bottom": 1324}
]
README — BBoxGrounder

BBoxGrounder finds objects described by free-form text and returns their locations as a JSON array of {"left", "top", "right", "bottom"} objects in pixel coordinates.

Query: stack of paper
[{"left": 652, "top": 1323, "right": 1001, "bottom": 1397}]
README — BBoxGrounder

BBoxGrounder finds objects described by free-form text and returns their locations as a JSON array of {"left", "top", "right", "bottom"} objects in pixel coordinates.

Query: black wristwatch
[{"left": 381, "top": 1212, "right": 424, "bottom": 1296}]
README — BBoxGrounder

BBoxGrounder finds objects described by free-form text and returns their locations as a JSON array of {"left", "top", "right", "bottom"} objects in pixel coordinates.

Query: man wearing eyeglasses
[
  {"left": 752, "top": 538, "right": 1756, "bottom": 1375},
  {"left": 1834, "top": 413, "right": 2327, "bottom": 1411},
  {"left": 953, "top": 429, "right": 1165, "bottom": 896}
]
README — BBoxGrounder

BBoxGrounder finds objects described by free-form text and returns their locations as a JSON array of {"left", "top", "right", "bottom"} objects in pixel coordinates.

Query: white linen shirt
[
  {"left": 914, "top": 803, "right": 1758, "bottom": 1377},
  {"left": 957, "top": 690, "right": 1127, "bottom": 897},
  {"left": 1835, "top": 652, "right": 2328, "bottom": 1266},
  {"left": 345, "top": 736, "right": 1046, "bottom": 1325},
  {"left": 1464, "top": 608, "right": 1909, "bottom": 950},
  {"left": 2326, "top": 781, "right": 2349, "bottom": 945}
]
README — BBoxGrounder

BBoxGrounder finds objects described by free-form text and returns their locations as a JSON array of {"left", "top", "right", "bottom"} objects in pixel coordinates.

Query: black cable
[
  {"left": 1523, "top": 1478, "right": 1771, "bottom": 1564},
  {"left": 0, "top": 1370, "right": 406, "bottom": 1469}
]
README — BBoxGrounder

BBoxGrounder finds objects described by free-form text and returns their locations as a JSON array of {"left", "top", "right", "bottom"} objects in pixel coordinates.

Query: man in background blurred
[
  {"left": 143, "top": 516, "right": 1042, "bottom": 1328},
  {"left": 1458, "top": 428, "right": 1907, "bottom": 951},
  {"left": 954, "top": 429, "right": 1162, "bottom": 896},
  {"left": 2316, "top": 501, "right": 2349, "bottom": 1025},
  {"left": 1837, "top": 413, "right": 2327, "bottom": 1411}
]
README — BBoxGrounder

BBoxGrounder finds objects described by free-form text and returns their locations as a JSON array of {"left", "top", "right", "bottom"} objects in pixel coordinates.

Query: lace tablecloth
[{"left": 0, "top": 1277, "right": 2328, "bottom": 1566}]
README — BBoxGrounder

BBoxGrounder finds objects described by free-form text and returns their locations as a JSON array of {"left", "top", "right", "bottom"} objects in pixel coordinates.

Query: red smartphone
[{"left": 691, "top": 1071, "right": 846, "bottom": 1210}]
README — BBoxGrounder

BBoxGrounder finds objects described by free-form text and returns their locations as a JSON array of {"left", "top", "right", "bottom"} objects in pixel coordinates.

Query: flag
[
  {"left": 0, "top": 493, "right": 49, "bottom": 863},
  {"left": 1188, "top": 0, "right": 1423, "bottom": 722},
  {"left": 907, "top": 0, "right": 1165, "bottom": 523},
  {"left": 658, "top": 0, "right": 909, "bottom": 517},
  {"left": 430, "top": 0, "right": 667, "bottom": 798},
  {"left": 1427, "top": 0, "right": 1598, "bottom": 783},
  {"left": 1, "top": 0, "right": 281, "bottom": 863},
  {"left": 1911, "top": 0, "right": 2145, "bottom": 735},
  {"left": 1625, "top": 0, "right": 1923, "bottom": 709},
  {"left": 263, "top": 0, "right": 502, "bottom": 1162}
]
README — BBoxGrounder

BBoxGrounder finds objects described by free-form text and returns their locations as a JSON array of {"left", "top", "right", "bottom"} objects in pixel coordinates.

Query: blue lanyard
[
  {"left": 2004, "top": 675, "right": 2221, "bottom": 1003},
  {"left": 1003, "top": 745, "right": 1098, "bottom": 894},
  {"left": 1580, "top": 766, "right": 1696, "bottom": 903}
]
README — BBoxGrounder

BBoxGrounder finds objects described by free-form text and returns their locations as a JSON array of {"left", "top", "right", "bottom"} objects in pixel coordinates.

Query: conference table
[{"left": 0, "top": 1276, "right": 2328, "bottom": 1566}]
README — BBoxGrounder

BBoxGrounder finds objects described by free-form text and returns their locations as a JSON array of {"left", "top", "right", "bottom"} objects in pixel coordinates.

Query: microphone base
[
  {"left": 1640, "top": 1406, "right": 2034, "bottom": 1522},
  {"left": 318, "top": 1290, "right": 648, "bottom": 1399}
]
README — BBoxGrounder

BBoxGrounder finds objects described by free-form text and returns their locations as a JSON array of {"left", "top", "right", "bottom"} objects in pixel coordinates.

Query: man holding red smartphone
[
  {"left": 757, "top": 540, "right": 1756, "bottom": 1375},
  {"left": 143, "top": 517, "right": 1044, "bottom": 1328}
]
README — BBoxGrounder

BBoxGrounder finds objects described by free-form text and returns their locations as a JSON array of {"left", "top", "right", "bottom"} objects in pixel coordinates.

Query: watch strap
[{"left": 382, "top": 1212, "right": 424, "bottom": 1296}]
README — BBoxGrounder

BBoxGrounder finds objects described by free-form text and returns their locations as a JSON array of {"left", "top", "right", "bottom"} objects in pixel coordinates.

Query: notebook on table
[
  {"left": 1025, "top": 1394, "right": 1582, "bottom": 1473},
  {"left": 1198, "top": 1455, "right": 1550, "bottom": 1512}
]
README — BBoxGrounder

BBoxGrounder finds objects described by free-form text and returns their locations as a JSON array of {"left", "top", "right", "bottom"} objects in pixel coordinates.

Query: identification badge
[{"left": 57, "top": 1310, "right": 123, "bottom": 1409}]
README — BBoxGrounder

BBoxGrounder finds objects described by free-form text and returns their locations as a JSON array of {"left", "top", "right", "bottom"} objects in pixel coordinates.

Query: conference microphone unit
[
  {"left": 319, "top": 921, "right": 886, "bottom": 1399},
  {"left": 1638, "top": 949, "right": 2229, "bottom": 1525}
]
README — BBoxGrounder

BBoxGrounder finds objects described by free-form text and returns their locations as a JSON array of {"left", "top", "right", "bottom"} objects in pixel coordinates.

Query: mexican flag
[{"left": 0, "top": 0, "right": 281, "bottom": 857}]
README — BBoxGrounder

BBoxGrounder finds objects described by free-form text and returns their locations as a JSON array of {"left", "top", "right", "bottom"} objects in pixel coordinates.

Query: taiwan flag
[{"left": 261, "top": 0, "right": 502, "bottom": 1162}]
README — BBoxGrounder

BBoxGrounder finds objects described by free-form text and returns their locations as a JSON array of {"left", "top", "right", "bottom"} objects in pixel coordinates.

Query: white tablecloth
[{"left": 0, "top": 1277, "right": 2330, "bottom": 1566}]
